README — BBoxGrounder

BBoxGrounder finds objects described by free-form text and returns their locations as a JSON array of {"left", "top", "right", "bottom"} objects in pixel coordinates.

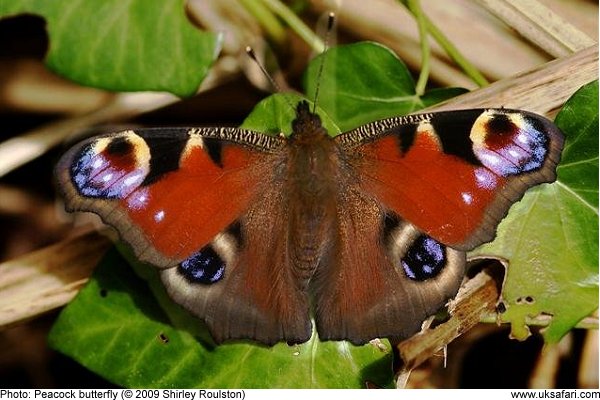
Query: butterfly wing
[
  {"left": 56, "top": 127, "right": 312, "bottom": 344},
  {"left": 312, "top": 109, "right": 563, "bottom": 344},
  {"left": 57, "top": 127, "right": 282, "bottom": 266},
  {"left": 336, "top": 109, "right": 564, "bottom": 250}
]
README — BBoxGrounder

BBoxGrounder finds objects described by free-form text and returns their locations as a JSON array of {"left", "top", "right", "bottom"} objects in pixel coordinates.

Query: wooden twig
[
  {"left": 396, "top": 269, "right": 500, "bottom": 371},
  {"left": 475, "top": 0, "right": 596, "bottom": 58},
  {"left": 0, "top": 93, "right": 178, "bottom": 178},
  {"left": 578, "top": 330, "right": 599, "bottom": 388},
  {"left": 0, "top": 229, "right": 111, "bottom": 330},
  {"left": 429, "top": 45, "right": 598, "bottom": 116},
  {"left": 528, "top": 341, "right": 563, "bottom": 388}
]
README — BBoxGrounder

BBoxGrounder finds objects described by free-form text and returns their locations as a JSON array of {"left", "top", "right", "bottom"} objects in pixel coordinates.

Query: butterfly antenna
[
  {"left": 312, "top": 12, "right": 335, "bottom": 113},
  {"left": 246, "top": 46, "right": 296, "bottom": 112}
]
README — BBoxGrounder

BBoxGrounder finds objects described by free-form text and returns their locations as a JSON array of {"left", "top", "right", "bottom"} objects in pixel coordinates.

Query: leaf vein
[{"left": 556, "top": 181, "right": 599, "bottom": 214}]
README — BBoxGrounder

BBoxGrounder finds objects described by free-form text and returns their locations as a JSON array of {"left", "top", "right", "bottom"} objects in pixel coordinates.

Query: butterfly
[{"left": 55, "top": 98, "right": 564, "bottom": 346}]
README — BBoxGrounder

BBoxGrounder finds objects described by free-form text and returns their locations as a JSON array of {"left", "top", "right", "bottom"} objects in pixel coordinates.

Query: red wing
[
  {"left": 56, "top": 127, "right": 285, "bottom": 267},
  {"left": 336, "top": 109, "right": 564, "bottom": 250}
]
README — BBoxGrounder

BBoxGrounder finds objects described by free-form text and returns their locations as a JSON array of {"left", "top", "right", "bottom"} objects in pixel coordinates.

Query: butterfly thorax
[{"left": 288, "top": 101, "right": 338, "bottom": 187}]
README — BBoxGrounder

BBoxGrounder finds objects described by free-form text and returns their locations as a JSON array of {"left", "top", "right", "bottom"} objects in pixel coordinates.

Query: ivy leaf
[
  {"left": 0, "top": 0, "right": 220, "bottom": 97},
  {"left": 471, "top": 81, "right": 599, "bottom": 343},
  {"left": 303, "top": 41, "right": 467, "bottom": 131},
  {"left": 240, "top": 93, "right": 340, "bottom": 136}
]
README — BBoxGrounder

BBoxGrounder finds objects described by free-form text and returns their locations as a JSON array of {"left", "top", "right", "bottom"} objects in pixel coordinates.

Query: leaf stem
[
  {"left": 238, "top": 0, "right": 287, "bottom": 45},
  {"left": 406, "top": 0, "right": 430, "bottom": 96},
  {"left": 421, "top": 13, "right": 489, "bottom": 87},
  {"left": 259, "top": 0, "right": 324, "bottom": 53}
]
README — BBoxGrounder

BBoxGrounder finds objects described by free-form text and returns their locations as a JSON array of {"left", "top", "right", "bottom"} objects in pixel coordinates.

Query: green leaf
[
  {"left": 240, "top": 92, "right": 341, "bottom": 137},
  {"left": 471, "top": 81, "right": 599, "bottom": 343},
  {"left": 0, "top": 0, "right": 220, "bottom": 97},
  {"left": 303, "top": 41, "right": 467, "bottom": 131},
  {"left": 555, "top": 82, "right": 599, "bottom": 208},
  {"left": 50, "top": 249, "right": 393, "bottom": 388},
  {"left": 420, "top": 87, "right": 469, "bottom": 108}
]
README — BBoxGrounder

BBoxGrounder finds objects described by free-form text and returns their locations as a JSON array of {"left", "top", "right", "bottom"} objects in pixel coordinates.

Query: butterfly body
[{"left": 56, "top": 100, "right": 563, "bottom": 345}]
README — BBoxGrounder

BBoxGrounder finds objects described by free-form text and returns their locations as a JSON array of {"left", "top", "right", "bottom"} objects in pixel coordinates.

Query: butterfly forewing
[
  {"left": 57, "top": 127, "right": 284, "bottom": 266},
  {"left": 336, "top": 108, "right": 564, "bottom": 251}
]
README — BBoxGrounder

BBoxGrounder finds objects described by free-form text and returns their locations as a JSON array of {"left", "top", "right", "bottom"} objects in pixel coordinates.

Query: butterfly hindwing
[
  {"left": 312, "top": 187, "right": 466, "bottom": 344},
  {"left": 160, "top": 181, "right": 314, "bottom": 345}
]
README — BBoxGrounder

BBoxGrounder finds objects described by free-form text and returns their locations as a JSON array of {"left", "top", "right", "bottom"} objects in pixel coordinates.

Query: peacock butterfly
[{"left": 55, "top": 94, "right": 564, "bottom": 346}]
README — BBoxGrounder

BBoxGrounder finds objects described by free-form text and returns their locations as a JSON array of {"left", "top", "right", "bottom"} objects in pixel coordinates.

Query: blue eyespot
[
  {"left": 178, "top": 246, "right": 225, "bottom": 284},
  {"left": 401, "top": 236, "right": 446, "bottom": 281},
  {"left": 474, "top": 116, "right": 549, "bottom": 177},
  {"left": 71, "top": 143, "right": 144, "bottom": 199}
]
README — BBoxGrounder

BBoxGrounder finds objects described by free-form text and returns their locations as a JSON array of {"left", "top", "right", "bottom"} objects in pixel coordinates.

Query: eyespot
[
  {"left": 178, "top": 245, "right": 225, "bottom": 284},
  {"left": 106, "top": 136, "right": 134, "bottom": 156},
  {"left": 401, "top": 235, "right": 446, "bottom": 281},
  {"left": 471, "top": 111, "right": 549, "bottom": 176},
  {"left": 70, "top": 133, "right": 149, "bottom": 198}
]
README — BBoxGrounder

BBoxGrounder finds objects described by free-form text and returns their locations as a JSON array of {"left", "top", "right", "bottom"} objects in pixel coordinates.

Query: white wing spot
[
  {"left": 461, "top": 192, "right": 473, "bottom": 205},
  {"left": 154, "top": 210, "right": 165, "bottom": 223},
  {"left": 517, "top": 132, "right": 529, "bottom": 144},
  {"left": 92, "top": 158, "right": 104, "bottom": 169},
  {"left": 123, "top": 172, "right": 142, "bottom": 187}
]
